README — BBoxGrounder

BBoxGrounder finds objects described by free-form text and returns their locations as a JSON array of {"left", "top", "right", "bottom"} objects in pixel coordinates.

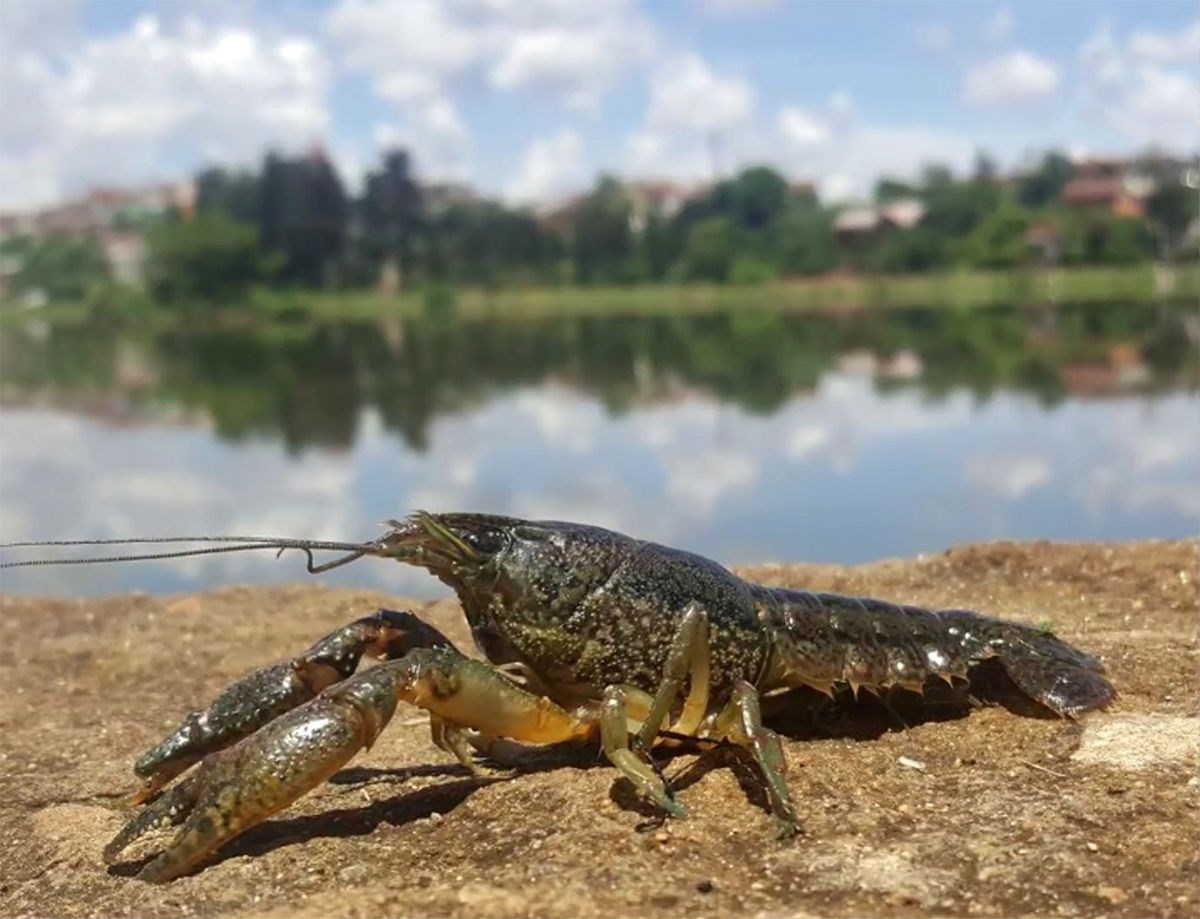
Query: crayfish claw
[
  {"left": 111, "top": 670, "right": 401, "bottom": 883},
  {"left": 105, "top": 772, "right": 202, "bottom": 866}
]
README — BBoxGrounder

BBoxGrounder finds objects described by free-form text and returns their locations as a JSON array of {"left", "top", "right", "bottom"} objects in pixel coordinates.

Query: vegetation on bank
[
  {"left": 259, "top": 263, "right": 1199, "bottom": 322},
  {"left": 3, "top": 262, "right": 1197, "bottom": 330},
  {"left": 1, "top": 146, "right": 1196, "bottom": 319}
]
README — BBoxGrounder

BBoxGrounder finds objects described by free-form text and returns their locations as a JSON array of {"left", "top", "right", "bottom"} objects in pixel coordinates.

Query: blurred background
[{"left": 0, "top": 0, "right": 1197, "bottom": 599}]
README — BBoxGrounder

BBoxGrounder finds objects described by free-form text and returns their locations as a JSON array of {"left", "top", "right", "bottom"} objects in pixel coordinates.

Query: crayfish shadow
[
  {"left": 762, "top": 660, "right": 1056, "bottom": 742},
  {"left": 210, "top": 774, "right": 506, "bottom": 869},
  {"left": 203, "top": 749, "right": 612, "bottom": 871}
]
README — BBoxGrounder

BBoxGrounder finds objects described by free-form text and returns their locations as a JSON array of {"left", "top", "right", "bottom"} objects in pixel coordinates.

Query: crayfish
[{"left": 1, "top": 512, "right": 1115, "bottom": 881}]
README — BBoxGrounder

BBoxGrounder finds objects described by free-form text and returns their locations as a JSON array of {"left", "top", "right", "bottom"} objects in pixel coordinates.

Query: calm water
[{"left": 1, "top": 302, "right": 1196, "bottom": 599}]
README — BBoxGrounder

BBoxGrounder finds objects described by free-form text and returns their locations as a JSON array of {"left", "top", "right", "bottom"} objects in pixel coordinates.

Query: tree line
[{"left": 3, "top": 147, "right": 1196, "bottom": 307}]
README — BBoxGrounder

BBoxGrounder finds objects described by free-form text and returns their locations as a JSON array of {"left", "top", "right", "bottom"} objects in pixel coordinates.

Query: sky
[{"left": 0, "top": 0, "right": 1197, "bottom": 212}]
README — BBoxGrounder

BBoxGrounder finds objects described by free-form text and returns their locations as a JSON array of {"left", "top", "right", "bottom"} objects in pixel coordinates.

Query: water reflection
[{"left": 1, "top": 303, "right": 1196, "bottom": 598}]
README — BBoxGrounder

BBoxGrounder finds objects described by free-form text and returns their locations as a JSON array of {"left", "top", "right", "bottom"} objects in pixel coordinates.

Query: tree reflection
[{"left": 2, "top": 302, "right": 1195, "bottom": 452}]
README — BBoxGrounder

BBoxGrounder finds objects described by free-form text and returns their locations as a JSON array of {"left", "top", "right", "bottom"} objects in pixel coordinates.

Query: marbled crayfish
[{"left": 1, "top": 511, "right": 1116, "bottom": 881}]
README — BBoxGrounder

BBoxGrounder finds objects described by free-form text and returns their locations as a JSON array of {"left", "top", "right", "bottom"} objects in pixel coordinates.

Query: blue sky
[{"left": 1, "top": 0, "right": 1196, "bottom": 210}]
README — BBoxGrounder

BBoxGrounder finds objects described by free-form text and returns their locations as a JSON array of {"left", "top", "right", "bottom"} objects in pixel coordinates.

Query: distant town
[{"left": 0, "top": 145, "right": 1196, "bottom": 308}]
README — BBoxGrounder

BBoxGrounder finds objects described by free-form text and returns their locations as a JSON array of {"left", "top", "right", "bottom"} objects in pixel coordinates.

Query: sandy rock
[{"left": 1, "top": 539, "right": 1196, "bottom": 918}]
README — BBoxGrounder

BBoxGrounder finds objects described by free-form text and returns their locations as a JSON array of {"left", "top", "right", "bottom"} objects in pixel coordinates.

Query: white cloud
[
  {"left": 621, "top": 53, "right": 755, "bottom": 184},
  {"left": 666, "top": 447, "right": 759, "bottom": 515},
  {"left": 785, "top": 425, "right": 832, "bottom": 459},
  {"left": 326, "top": 0, "right": 482, "bottom": 98},
  {"left": 623, "top": 129, "right": 713, "bottom": 184},
  {"left": 1080, "top": 20, "right": 1200, "bottom": 150},
  {"left": 328, "top": 0, "right": 655, "bottom": 114},
  {"left": 0, "top": 11, "right": 331, "bottom": 210},
  {"left": 985, "top": 7, "right": 1014, "bottom": 42},
  {"left": 965, "top": 455, "right": 1051, "bottom": 500},
  {"left": 963, "top": 50, "right": 1059, "bottom": 107},
  {"left": 775, "top": 94, "right": 974, "bottom": 202},
  {"left": 915, "top": 21, "right": 952, "bottom": 53},
  {"left": 1129, "top": 20, "right": 1200, "bottom": 64},
  {"left": 1112, "top": 66, "right": 1199, "bottom": 148},
  {"left": 514, "top": 386, "right": 600, "bottom": 453},
  {"left": 489, "top": 14, "right": 655, "bottom": 111},
  {"left": 1080, "top": 21, "right": 1126, "bottom": 88},
  {"left": 375, "top": 72, "right": 441, "bottom": 104},
  {"left": 631, "top": 82, "right": 973, "bottom": 203},
  {"left": 777, "top": 107, "right": 833, "bottom": 149},
  {"left": 372, "top": 96, "right": 470, "bottom": 181},
  {"left": 506, "top": 128, "right": 586, "bottom": 204},
  {"left": 646, "top": 54, "right": 755, "bottom": 134},
  {"left": 703, "top": 0, "right": 782, "bottom": 14}
]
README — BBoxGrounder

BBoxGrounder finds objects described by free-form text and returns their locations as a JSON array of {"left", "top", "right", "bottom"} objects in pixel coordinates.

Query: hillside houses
[{"left": 0, "top": 182, "right": 195, "bottom": 297}]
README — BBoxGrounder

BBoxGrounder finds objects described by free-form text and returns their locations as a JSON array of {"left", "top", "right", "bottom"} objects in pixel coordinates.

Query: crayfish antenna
[{"left": 0, "top": 536, "right": 384, "bottom": 572}]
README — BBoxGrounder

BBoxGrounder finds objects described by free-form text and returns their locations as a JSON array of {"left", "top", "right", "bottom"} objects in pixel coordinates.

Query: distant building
[
  {"left": 625, "top": 181, "right": 691, "bottom": 233},
  {"left": 833, "top": 197, "right": 926, "bottom": 242},
  {"left": 832, "top": 206, "right": 879, "bottom": 237},
  {"left": 1059, "top": 152, "right": 1200, "bottom": 218},
  {"left": 100, "top": 231, "right": 148, "bottom": 286},
  {"left": 0, "top": 180, "right": 193, "bottom": 290},
  {"left": 0, "top": 180, "right": 195, "bottom": 241},
  {"left": 534, "top": 193, "right": 586, "bottom": 238},
  {"left": 787, "top": 181, "right": 818, "bottom": 205},
  {"left": 1059, "top": 177, "right": 1145, "bottom": 218}
]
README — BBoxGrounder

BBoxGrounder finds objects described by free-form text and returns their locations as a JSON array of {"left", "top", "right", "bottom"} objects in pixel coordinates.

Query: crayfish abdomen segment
[{"left": 757, "top": 588, "right": 1115, "bottom": 717}]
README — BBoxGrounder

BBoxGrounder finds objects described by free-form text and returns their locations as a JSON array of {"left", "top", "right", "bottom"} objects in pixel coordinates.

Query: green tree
[
  {"left": 360, "top": 149, "right": 423, "bottom": 288},
  {"left": 680, "top": 216, "right": 738, "bottom": 282},
  {"left": 972, "top": 151, "right": 999, "bottom": 184},
  {"left": 920, "top": 163, "right": 955, "bottom": 192},
  {"left": 871, "top": 227, "right": 947, "bottom": 272},
  {"left": 1145, "top": 181, "right": 1198, "bottom": 257},
  {"left": 723, "top": 165, "right": 790, "bottom": 230},
  {"left": 258, "top": 153, "right": 289, "bottom": 265},
  {"left": 572, "top": 176, "right": 634, "bottom": 284},
  {"left": 1017, "top": 151, "right": 1075, "bottom": 208},
  {"left": 632, "top": 210, "right": 678, "bottom": 282},
  {"left": 966, "top": 206, "right": 1032, "bottom": 268},
  {"left": 145, "top": 214, "right": 273, "bottom": 304},
  {"left": 1057, "top": 213, "right": 1156, "bottom": 265},
  {"left": 922, "top": 179, "right": 1001, "bottom": 244},
  {"left": 1101, "top": 217, "right": 1156, "bottom": 264},
  {"left": 775, "top": 208, "right": 836, "bottom": 275},
  {"left": 428, "top": 200, "right": 557, "bottom": 286},
  {"left": 1, "top": 233, "right": 109, "bottom": 302},
  {"left": 195, "top": 167, "right": 260, "bottom": 224},
  {"left": 874, "top": 177, "right": 917, "bottom": 203},
  {"left": 254, "top": 149, "right": 349, "bottom": 288}
]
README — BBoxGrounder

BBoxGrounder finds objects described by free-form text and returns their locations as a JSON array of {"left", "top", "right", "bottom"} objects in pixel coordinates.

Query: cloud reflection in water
[{"left": 2, "top": 375, "right": 1196, "bottom": 599}]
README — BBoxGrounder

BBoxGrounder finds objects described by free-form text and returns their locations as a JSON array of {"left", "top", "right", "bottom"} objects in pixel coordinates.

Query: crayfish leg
[
  {"left": 713, "top": 680, "right": 801, "bottom": 839},
  {"left": 600, "top": 685, "right": 687, "bottom": 819},
  {"left": 636, "top": 602, "right": 711, "bottom": 748}
]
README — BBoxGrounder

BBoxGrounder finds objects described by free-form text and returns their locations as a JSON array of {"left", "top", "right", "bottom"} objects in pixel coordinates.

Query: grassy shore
[
  {"left": 5, "top": 262, "right": 1197, "bottom": 327},
  {"left": 248, "top": 263, "right": 1200, "bottom": 321}
]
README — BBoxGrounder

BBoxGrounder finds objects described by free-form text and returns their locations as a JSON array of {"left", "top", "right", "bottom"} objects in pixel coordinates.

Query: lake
[{"left": 1, "top": 301, "right": 1196, "bottom": 599}]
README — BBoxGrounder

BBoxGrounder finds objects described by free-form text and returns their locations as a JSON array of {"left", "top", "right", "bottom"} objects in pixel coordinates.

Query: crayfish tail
[{"left": 938, "top": 610, "right": 1116, "bottom": 719}]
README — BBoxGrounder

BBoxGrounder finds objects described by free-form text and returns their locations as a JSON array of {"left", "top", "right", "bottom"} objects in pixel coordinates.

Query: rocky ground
[{"left": 1, "top": 540, "right": 1196, "bottom": 918}]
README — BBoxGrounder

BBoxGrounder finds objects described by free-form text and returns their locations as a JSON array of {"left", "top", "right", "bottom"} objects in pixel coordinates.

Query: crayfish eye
[{"left": 462, "top": 528, "right": 506, "bottom": 556}]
